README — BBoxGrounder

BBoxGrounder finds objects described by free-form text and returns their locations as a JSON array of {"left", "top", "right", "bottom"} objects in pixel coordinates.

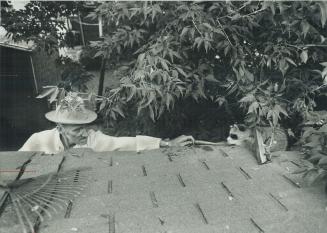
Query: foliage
[
  {"left": 3, "top": 1, "right": 327, "bottom": 136},
  {"left": 85, "top": 1, "right": 327, "bottom": 128},
  {"left": 79, "top": 45, "right": 102, "bottom": 70},
  {"left": 102, "top": 97, "right": 233, "bottom": 139},
  {"left": 296, "top": 111, "right": 327, "bottom": 192},
  {"left": 57, "top": 58, "right": 94, "bottom": 92},
  {"left": 56, "top": 92, "right": 85, "bottom": 112},
  {"left": 36, "top": 59, "right": 94, "bottom": 106},
  {"left": 1, "top": 1, "right": 84, "bottom": 53}
]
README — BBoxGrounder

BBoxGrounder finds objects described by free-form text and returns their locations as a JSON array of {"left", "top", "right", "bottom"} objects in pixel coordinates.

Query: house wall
[{"left": 31, "top": 49, "right": 62, "bottom": 91}]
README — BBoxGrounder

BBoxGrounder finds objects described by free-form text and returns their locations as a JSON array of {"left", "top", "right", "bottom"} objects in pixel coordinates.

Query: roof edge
[{"left": 0, "top": 42, "right": 33, "bottom": 52}]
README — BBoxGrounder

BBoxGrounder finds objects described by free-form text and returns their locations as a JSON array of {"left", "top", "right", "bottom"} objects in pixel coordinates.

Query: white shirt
[{"left": 19, "top": 128, "right": 161, "bottom": 154}]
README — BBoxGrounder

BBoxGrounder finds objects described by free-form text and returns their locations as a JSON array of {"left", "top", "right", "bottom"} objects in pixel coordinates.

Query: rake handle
[{"left": 194, "top": 140, "right": 227, "bottom": 146}]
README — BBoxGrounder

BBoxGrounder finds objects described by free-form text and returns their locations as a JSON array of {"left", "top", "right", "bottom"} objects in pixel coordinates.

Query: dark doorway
[{"left": 0, "top": 46, "right": 50, "bottom": 150}]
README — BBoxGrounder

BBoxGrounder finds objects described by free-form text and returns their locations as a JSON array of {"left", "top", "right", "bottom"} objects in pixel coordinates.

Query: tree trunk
[
  {"left": 97, "top": 57, "right": 107, "bottom": 111},
  {"left": 98, "top": 56, "right": 107, "bottom": 97}
]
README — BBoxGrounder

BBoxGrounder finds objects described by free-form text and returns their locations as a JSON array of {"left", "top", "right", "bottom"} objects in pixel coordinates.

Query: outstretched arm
[
  {"left": 88, "top": 130, "right": 161, "bottom": 152},
  {"left": 88, "top": 130, "right": 195, "bottom": 152}
]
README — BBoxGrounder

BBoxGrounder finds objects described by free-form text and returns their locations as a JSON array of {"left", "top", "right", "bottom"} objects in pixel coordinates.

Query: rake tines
[{"left": 1, "top": 167, "right": 91, "bottom": 233}]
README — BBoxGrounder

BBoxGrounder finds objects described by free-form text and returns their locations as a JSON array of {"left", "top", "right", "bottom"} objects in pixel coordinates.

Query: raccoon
[
  {"left": 227, "top": 124, "right": 288, "bottom": 152},
  {"left": 227, "top": 124, "right": 254, "bottom": 147}
]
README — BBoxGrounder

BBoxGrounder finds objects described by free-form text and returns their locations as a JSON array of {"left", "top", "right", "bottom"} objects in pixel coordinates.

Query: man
[{"left": 19, "top": 101, "right": 194, "bottom": 154}]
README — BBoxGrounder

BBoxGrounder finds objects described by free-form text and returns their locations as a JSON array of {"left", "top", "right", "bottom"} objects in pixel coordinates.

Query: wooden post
[
  {"left": 78, "top": 12, "right": 86, "bottom": 47},
  {"left": 29, "top": 55, "right": 38, "bottom": 94},
  {"left": 98, "top": 16, "right": 103, "bottom": 38}
]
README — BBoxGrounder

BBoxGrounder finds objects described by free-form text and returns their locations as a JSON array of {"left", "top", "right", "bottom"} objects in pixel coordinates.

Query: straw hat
[
  {"left": 45, "top": 109, "right": 97, "bottom": 124},
  {"left": 44, "top": 92, "right": 98, "bottom": 124}
]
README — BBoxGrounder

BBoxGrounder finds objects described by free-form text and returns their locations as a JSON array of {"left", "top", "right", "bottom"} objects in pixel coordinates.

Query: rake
[{"left": 0, "top": 167, "right": 91, "bottom": 233}]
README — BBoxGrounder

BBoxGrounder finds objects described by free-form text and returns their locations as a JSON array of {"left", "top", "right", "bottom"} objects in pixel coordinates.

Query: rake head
[{"left": 0, "top": 167, "right": 91, "bottom": 233}]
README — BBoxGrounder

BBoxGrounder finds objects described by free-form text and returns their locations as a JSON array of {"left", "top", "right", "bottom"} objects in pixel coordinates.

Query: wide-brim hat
[{"left": 45, "top": 109, "right": 97, "bottom": 124}]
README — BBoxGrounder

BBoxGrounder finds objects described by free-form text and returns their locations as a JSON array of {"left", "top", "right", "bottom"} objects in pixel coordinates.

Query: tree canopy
[
  {"left": 84, "top": 1, "right": 327, "bottom": 129},
  {"left": 2, "top": 1, "right": 327, "bottom": 136}
]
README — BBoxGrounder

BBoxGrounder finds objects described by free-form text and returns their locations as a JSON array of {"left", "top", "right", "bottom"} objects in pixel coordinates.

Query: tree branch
[
  {"left": 216, "top": 19, "right": 233, "bottom": 47},
  {"left": 313, "top": 83, "right": 327, "bottom": 92},
  {"left": 217, "top": 3, "right": 265, "bottom": 20},
  {"left": 192, "top": 19, "right": 203, "bottom": 37},
  {"left": 286, "top": 43, "right": 327, "bottom": 49},
  {"left": 217, "top": 1, "right": 251, "bottom": 20},
  {"left": 240, "top": 8, "right": 266, "bottom": 18}
]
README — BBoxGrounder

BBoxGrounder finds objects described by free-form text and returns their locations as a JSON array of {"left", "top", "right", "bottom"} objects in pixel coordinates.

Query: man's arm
[
  {"left": 87, "top": 130, "right": 160, "bottom": 152},
  {"left": 88, "top": 130, "right": 194, "bottom": 152}
]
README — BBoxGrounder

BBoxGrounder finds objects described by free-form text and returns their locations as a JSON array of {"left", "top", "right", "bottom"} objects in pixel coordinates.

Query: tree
[
  {"left": 1, "top": 1, "right": 84, "bottom": 52},
  {"left": 88, "top": 1, "right": 327, "bottom": 129},
  {"left": 3, "top": 1, "right": 327, "bottom": 137},
  {"left": 1, "top": 1, "right": 94, "bottom": 94}
]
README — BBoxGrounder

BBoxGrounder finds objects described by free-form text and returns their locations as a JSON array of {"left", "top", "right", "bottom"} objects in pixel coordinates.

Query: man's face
[{"left": 61, "top": 124, "right": 89, "bottom": 145}]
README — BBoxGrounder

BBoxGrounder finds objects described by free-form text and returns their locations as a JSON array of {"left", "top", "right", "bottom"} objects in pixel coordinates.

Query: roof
[
  {"left": 1, "top": 146, "right": 327, "bottom": 233},
  {"left": 0, "top": 26, "right": 34, "bottom": 52}
]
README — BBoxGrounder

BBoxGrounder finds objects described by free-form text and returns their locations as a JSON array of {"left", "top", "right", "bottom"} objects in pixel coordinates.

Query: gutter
[{"left": 0, "top": 42, "right": 33, "bottom": 52}]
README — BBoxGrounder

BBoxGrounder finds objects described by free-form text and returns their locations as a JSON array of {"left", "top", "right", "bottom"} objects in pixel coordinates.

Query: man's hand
[{"left": 161, "top": 135, "right": 195, "bottom": 147}]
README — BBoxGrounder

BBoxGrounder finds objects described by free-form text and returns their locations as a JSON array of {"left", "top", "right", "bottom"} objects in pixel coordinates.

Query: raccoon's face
[{"left": 227, "top": 124, "right": 252, "bottom": 146}]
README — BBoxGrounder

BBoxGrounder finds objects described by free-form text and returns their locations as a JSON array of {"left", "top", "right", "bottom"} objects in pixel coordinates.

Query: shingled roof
[{"left": 1, "top": 146, "right": 327, "bottom": 233}]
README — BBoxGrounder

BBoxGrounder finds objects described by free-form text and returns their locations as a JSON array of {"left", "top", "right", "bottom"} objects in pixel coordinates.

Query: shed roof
[{"left": 0, "top": 26, "right": 34, "bottom": 52}]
